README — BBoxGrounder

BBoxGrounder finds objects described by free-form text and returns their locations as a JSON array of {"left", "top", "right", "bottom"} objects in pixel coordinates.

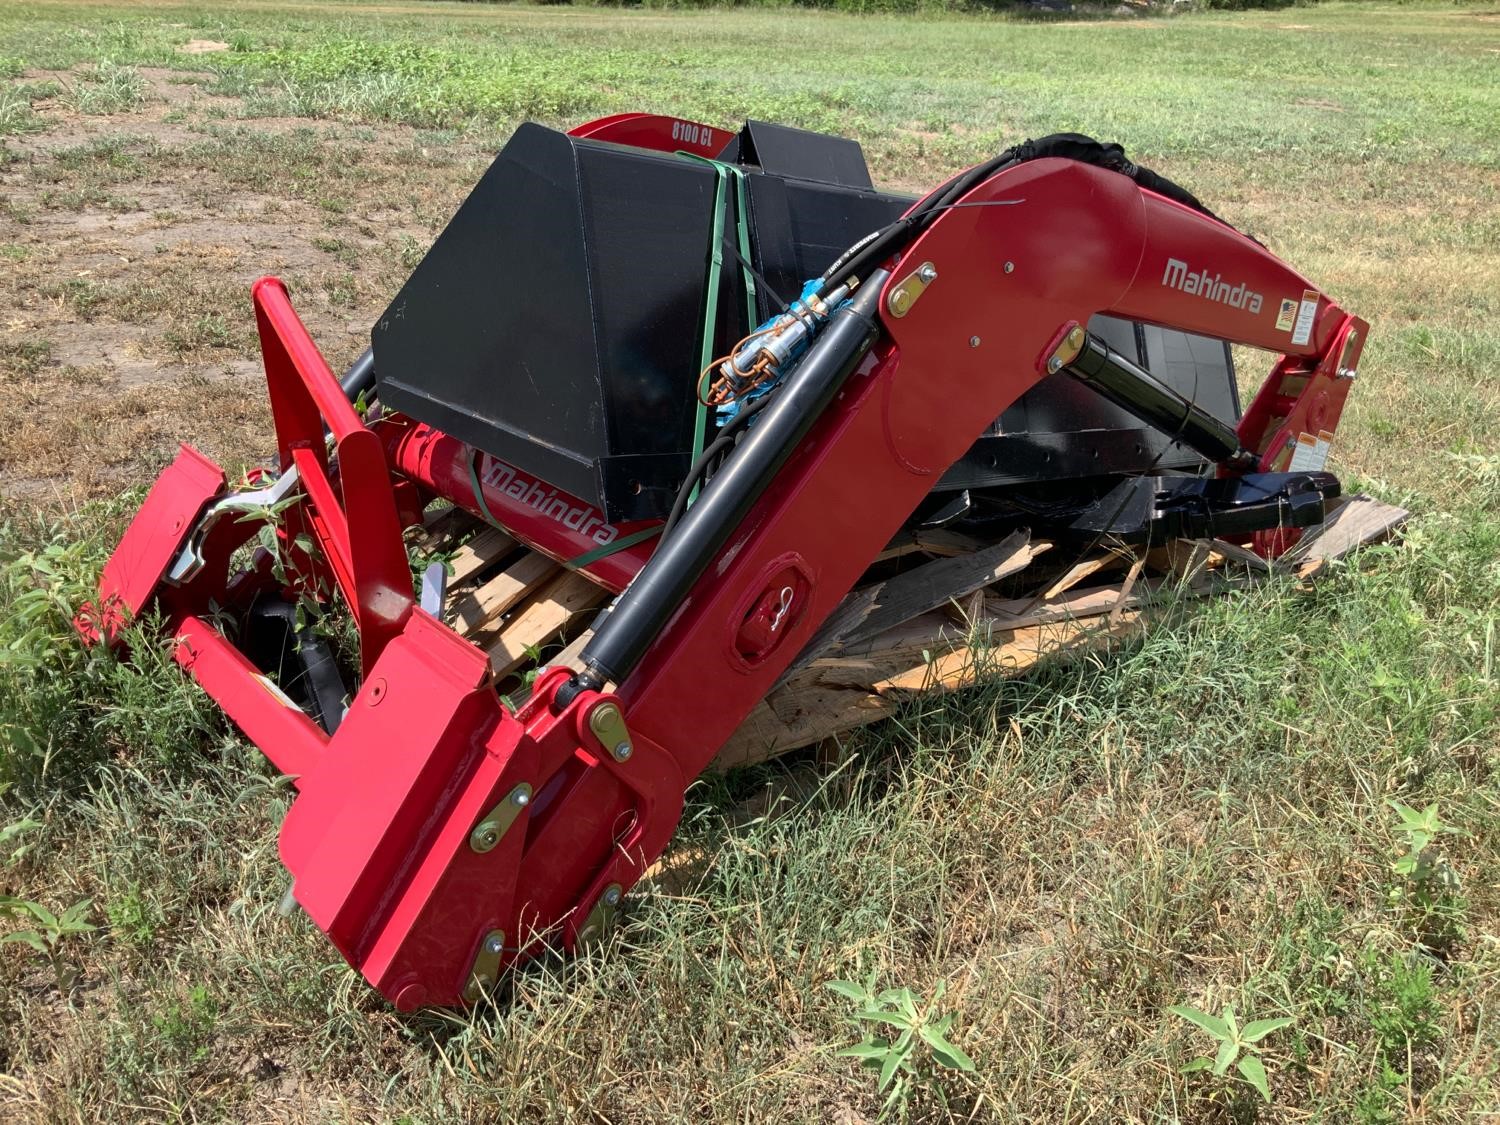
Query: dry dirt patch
[{"left": 0, "top": 77, "right": 484, "bottom": 505}]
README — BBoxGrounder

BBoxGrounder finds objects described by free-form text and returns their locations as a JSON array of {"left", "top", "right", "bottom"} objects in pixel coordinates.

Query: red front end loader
[{"left": 79, "top": 115, "right": 1366, "bottom": 1008}]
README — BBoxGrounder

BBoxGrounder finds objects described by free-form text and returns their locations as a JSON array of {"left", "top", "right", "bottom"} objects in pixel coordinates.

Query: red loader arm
[{"left": 82, "top": 137, "right": 1365, "bottom": 1008}]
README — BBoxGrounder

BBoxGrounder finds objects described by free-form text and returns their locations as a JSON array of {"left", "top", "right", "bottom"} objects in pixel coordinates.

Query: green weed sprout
[
  {"left": 1, "top": 895, "right": 96, "bottom": 992},
  {"left": 1168, "top": 1003, "right": 1293, "bottom": 1104},
  {"left": 826, "top": 975, "right": 975, "bottom": 1119}
]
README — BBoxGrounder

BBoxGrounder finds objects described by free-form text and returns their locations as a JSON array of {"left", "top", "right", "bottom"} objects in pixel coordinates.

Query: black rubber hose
[{"left": 560, "top": 273, "right": 888, "bottom": 701}]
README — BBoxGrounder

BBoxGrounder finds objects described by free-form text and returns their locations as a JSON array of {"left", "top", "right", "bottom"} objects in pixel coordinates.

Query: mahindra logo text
[
  {"left": 480, "top": 458, "right": 619, "bottom": 546},
  {"left": 1161, "top": 257, "right": 1263, "bottom": 315}
]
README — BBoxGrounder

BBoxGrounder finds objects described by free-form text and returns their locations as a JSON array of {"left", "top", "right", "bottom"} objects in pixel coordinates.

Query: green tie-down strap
[
  {"left": 676, "top": 151, "right": 760, "bottom": 502},
  {"left": 564, "top": 524, "right": 662, "bottom": 570}
]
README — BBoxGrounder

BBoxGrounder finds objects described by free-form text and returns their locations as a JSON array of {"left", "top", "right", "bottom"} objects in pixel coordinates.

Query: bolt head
[
  {"left": 478, "top": 827, "right": 498, "bottom": 847},
  {"left": 969, "top": 336, "right": 981, "bottom": 348},
  {"left": 1004, "top": 261, "right": 1015, "bottom": 274},
  {"left": 613, "top": 740, "right": 633, "bottom": 761},
  {"left": 512, "top": 790, "right": 530, "bottom": 807},
  {"left": 486, "top": 935, "right": 504, "bottom": 954},
  {"left": 604, "top": 888, "right": 622, "bottom": 907},
  {"left": 1047, "top": 356, "right": 1063, "bottom": 374},
  {"left": 917, "top": 264, "right": 937, "bottom": 282}
]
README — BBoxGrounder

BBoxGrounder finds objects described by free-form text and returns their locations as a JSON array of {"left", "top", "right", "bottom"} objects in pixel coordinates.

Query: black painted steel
[
  {"left": 1048, "top": 470, "right": 1338, "bottom": 545},
  {"left": 371, "top": 120, "right": 1247, "bottom": 524},
  {"left": 338, "top": 347, "right": 376, "bottom": 402},
  {"left": 1065, "top": 331, "right": 1254, "bottom": 469}
]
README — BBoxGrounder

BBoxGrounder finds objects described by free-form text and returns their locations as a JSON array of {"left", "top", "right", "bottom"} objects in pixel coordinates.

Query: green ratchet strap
[
  {"left": 466, "top": 449, "right": 504, "bottom": 529},
  {"left": 675, "top": 151, "right": 759, "bottom": 501},
  {"left": 467, "top": 447, "right": 663, "bottom": 569},
  {"left": 564, "top": 525, "right": 662, "bottom": 570}
]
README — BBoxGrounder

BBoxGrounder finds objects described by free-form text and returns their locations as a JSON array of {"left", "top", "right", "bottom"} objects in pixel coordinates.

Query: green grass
[{"left": 1, "top": 0, "right": 1498, "bottom": 1120}]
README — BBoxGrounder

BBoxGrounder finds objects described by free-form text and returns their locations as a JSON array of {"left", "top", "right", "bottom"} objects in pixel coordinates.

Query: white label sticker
[
  {"left": 1291, "top": 289, "right": 1319, "bottom": 346},
  {"left": 1287, "top": 430, "right": 1333, "bottom": 472}
]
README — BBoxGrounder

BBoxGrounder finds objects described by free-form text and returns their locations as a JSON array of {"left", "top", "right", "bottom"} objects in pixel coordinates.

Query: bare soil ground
[{"left": 1, "top": 65, "right": 474, "bottom": 503}]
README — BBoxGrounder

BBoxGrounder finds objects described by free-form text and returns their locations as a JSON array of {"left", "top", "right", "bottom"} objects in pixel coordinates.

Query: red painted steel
[
  {"left": 83, "top": 134, "right": 1370, "bottom": 1008},
  {"left": 75, "top": 444, "right": 224, "bottom": 644},
  {"left": 567, "top": 112, "right": 726, "bottom": 158},
  {"left": 254, "top": 278, "right": 414, "bottom": 672},
  {"left": 174, "top": 614, "right": 329, "bottom": 782},
  {"left": 383, "top": 420, "right": 657, "bottom": 593}
]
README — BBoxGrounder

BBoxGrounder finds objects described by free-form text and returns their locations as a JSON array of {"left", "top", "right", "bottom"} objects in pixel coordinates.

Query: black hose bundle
[{"left": 813, "top": 132, "right": 1242, "bottom": 302}]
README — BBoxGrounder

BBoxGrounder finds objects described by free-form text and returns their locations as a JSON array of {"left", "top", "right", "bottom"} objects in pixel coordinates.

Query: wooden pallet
[{"left": 421, "top": 493, "right": 1408, "bottom": 766}]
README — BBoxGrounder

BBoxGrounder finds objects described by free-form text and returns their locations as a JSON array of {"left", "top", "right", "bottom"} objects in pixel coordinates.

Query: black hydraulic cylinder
[
  {"left": 563, "top": 273, "right": 888, "bottom": 698},
  {"left": 339, "top": 347, "right": 376, "bottom": 401},
  {"left": 1065, "top": 331, "right": 1255, "bottom": 470}
]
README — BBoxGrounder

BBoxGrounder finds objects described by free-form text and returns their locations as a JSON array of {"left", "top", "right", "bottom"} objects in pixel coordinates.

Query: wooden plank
[
  {"left": 1287, "top": 495, "right": 1409, "bottom": 576},
  {"left": 711, "top": 493, "right": 1404, "bottom": 772},
  {"left": 1207, "top": 538, "right": 1279, "bottom": 575},
  {"left": 1159, "top": 538, "right": 1213, "bottom": 585},
  {"left": 451, "top": 551, "right": 559, "bottom": 636},
  {"left": 1042, "top": 551, "right": 1127, "bottom": 600},
  {"left": 544, "top": 628, "right": 594, "bottom": 676},
  {"left": 910, "top": 528, "right": 987, "bottom": 557},
  {"left": 447, "top": 526, "right": 517, "bottom": 586},
  {"left": 872, "top": 613, "right": 1144, "bottom": 696},
  {"left": 1109, "top": 553, "right": 1147, "bottom": 628},
  {"left": 712, "top": 689, "right": 894, "bottom": 771},
  {"left": 406, "top": 504, "right": 466, "bottom": 551},
  {"left": 487, "top": 571, "right": 610, "bottom": 678}
]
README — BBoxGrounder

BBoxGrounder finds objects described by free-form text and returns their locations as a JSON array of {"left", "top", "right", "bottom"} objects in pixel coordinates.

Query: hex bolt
[
  {"left": 1047, "top": 355, "right": 1064, "bottom": 374},
  {"left": 917, "top": 263, "right": 938, "bottom": 283},
  {"left": 604, "top": 887, "right": 622, "bottom": 907},
  {"left": 1004, "top": 261, "right": 1015, "bottom": 274},
  {"left": 512, "top": 790, "right": 530, "bottom": 807},
  {"left": 613, "top": 740, "right": 633, "bottom": 762},
  {"left": 486, "top": 934, "right": 504, "bottom": 954},
  {"left": 969, "top": 336, "right": 981, "bottom": 348},
  {"left": 476, "top": 827, "right": 498, "bottom": 849}
]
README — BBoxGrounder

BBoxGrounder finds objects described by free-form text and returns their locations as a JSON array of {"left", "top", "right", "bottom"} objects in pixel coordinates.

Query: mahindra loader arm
[{"left": 81, "top": 117, "right": 1366, "bottom": 1007}]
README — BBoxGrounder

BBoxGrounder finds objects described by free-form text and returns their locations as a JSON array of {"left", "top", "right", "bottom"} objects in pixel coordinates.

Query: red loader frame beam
[{"left": 81, "top": 118, "right": 1366, "bottom": 1008}]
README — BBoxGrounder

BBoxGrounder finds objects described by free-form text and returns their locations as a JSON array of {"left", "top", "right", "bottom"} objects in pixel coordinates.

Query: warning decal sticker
[
  {"left": 1291, "top": 289, "right": 1320, "bottom": 347},
  {"left": 1276, "top": 298, "right": 1298, "bottom": 332},
  {"left": 1287, "top": 429, "right": 1334, "bottom": 473}
]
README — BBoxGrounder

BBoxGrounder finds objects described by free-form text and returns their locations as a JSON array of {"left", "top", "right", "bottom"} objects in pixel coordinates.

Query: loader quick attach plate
[
  {"left": 372, "top": 120, "right": 1240, "bottom": 524},
  {"left": 76, "top": 443, "right": 225, "bottom": 644}
]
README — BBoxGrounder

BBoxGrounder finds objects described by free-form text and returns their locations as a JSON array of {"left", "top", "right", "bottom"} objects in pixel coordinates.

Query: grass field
[{"left": 1, "top": 0, "right": 1498, "bottom": 1120}]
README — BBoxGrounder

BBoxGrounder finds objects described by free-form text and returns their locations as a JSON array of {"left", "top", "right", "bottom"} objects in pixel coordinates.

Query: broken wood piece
[
  {"left": 451, "top": 551, "right": 559, "bottom": 634},
  {"left": 1042, "top": 550, "right": 1129, "bottom": 599},
  {"left": 1108, "top": 553, "right": 1147, "bottom": 628},
  {"left": 788, "top": 530, "right": 1039, "bottom": 674},
  {"left": 712, "top": 689, "right": 894, "bottom": 770},
  {"left": 873, "top": 613, "right": 1144, "bottom": 697},
  {"left": 487, "top": 571, "right": 610, "bottom": 677},
  {"left": 447, "top": 526, "right": 518, "bottom": 586},
  {"left": 1206, "top": 537, "right": 1280, "bottom": 574},
  {"left": 1287, "top": 495, "right": 1410, "bottom": 577}
]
